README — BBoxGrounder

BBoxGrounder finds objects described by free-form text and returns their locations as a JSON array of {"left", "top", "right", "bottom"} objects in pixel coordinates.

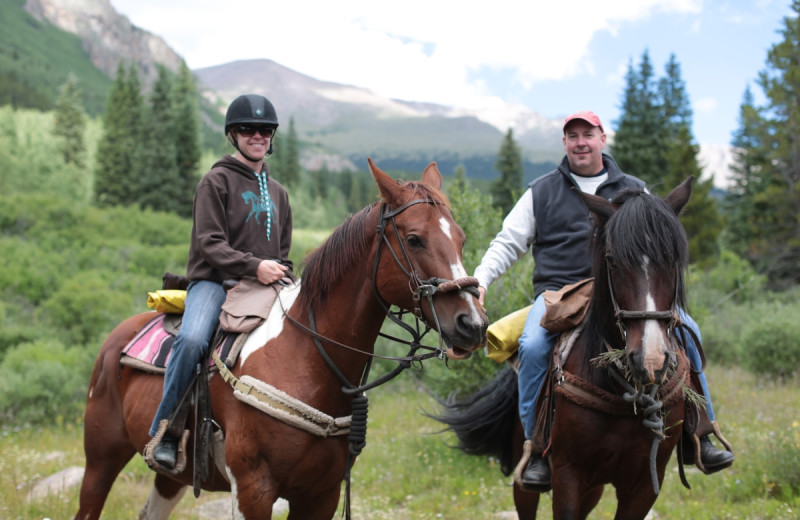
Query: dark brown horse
[
  {"left": 436, "top": 178, "right": 696, "bottom": 520},
  {"left": 75, "top": 159, "right": 488, "bottom": 520}
]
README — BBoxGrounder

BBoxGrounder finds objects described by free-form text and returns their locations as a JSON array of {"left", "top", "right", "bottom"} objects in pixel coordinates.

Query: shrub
[
  {"left": 688, "top": 249, "right": 767, "bottom": 313},
  {"left": 740, "top": 302, "right": 800, "bottom": 379},
  {"left": 38, "top": 271, "right": 148, "bottom": 346},
  {"left": 0, "top": 340, "right": 94, "bottom": 424}
]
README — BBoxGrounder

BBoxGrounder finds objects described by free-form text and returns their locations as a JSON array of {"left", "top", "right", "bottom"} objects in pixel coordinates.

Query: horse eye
[{"left": 406, "top": 234, "right": 424, "bottom": 248}]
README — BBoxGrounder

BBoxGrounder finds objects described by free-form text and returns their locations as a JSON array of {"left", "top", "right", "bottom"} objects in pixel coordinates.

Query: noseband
[{"left": 606, "top": 265, "right": 679, "bottom": 343}]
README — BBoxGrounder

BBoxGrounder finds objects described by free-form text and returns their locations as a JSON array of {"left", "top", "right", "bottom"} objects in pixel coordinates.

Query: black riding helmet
[{"left": 225, "top": 94, "right": 279, "bottom": 160}]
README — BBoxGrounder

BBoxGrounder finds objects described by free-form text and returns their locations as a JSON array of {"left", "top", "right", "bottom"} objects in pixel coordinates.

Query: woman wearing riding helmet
[{"left": 148, "top": 94, "right": 294, "bottom": 470}]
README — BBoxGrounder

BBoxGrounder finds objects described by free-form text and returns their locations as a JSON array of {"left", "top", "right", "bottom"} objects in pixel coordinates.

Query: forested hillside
[{"left": 0, "top": 0, "right": 112, "bottom": 114}]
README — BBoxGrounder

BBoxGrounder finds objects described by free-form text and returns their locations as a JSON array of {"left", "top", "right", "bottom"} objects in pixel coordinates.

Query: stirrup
[
  {"left": 687, "top": 420, "right": 734, "bottom": 474},
  {"left": 144, "top": 419, "right": 190, "bottom": 475}
]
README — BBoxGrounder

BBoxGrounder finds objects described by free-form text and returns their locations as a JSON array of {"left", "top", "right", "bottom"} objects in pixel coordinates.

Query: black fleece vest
[{"left": 529, "top": 154, "right": 644, "bottom": 298}]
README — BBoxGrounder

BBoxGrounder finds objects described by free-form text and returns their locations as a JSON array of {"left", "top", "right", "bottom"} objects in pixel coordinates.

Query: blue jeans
[
  {"left": 149, "top": 280, "right": 227, "bottom": 437},
  {"left": 517, "top": 294, "right": 715, "bottom": 441}
]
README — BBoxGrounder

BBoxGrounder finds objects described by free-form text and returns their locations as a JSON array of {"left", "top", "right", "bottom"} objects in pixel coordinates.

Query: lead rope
[{"left": 607, "top": 366, "right": 667, "bottom": 495}]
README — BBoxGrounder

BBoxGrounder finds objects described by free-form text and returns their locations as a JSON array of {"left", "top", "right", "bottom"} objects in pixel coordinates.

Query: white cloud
[
  {"left": 111, "top": 0, "right": 704, "bottom": 111},
  {"left": 694, "top": 97, "right": 718, "bottom": 114}
]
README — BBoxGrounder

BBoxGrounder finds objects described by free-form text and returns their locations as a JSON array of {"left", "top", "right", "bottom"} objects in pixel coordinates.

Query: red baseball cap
[{"left": 563, "top": 110, "right": 604, "bottom": 133}]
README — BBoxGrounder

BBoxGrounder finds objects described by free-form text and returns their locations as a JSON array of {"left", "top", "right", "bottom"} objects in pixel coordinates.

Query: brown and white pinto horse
[
  {"left": 437, "top": 178, "right": 696, "bottom": 520},
  {"left": 75, "top": 159, "right": 488, "bottom": 520}
]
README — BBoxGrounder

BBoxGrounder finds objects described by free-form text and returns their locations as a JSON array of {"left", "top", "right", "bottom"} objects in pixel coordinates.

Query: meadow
[{"left": 2, "top": 364, "right": 798, "bottom": 519}]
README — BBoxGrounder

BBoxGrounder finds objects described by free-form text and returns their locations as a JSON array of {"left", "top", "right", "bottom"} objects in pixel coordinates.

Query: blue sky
[{"left": 110, "top": 0, "right": 794, "bottom": 147}]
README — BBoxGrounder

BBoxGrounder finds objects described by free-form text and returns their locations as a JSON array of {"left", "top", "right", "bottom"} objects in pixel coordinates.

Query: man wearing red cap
[{"left": 473, "top": 110, "right": 734, "bottom": 491}]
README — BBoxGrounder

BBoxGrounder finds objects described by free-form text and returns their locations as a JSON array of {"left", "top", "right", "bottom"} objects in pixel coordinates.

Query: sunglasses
[{"left": 236, "top": 125, "right": 275, "bottom": 138}]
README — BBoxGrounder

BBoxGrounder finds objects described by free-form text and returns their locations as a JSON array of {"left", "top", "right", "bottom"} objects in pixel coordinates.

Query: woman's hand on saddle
[{"left": 256, "top": 259, "right": 288, "bottom": 285}]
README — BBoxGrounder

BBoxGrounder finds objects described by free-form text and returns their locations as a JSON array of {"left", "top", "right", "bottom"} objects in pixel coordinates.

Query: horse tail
[{"left": 429, "top": 365, "right": 519, "bottom": 476}]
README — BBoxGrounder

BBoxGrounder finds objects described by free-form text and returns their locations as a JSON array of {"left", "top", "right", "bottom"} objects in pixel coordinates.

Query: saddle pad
[{"left": 119, "top": 314, "right": 248, "bottom": 375}]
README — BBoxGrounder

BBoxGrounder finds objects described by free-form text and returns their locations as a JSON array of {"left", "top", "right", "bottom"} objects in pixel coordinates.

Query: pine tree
[
  {"left": 276, "top": 117, "right": 300, "bottom": 188},
  {"left": 725, "top": 87, "right": 771, "bottom": 258},
  {"left": 611, "top": 51, "right": 665, "bottom": 186},
  {"left": 452, "top": 164, "right": 468, "bottom": 194},
  {"left": 137, "top": 65, "right": 179, "bottom": 212},
  {"left": 662, "top": 125, "right": 721, "bottom": 267},
  {"left": 736, "top": 0, "right": 800, "bottom": 283},
  {"left": 94, "top": 63, "right": 144, "bottom": 207},
  {"left": 612, "top": 51, "right": 721, "bottom": 266},
  {"left": 658, "top": 54, "right": 693, "bottom": 140},
  {"left": 171, "top": 63, "right": 201, "bottom": 217},
  {"left": 54, "top": 74, "right": 87, "bottom": 168},
  {"left": 491, "top": 128, "right": 524, "bottom": 214},
  {"left": 656, "top": 54, "right": 722, "bottom": 266}
]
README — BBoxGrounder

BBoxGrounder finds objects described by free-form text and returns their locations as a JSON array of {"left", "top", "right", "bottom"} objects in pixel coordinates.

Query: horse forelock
[
  {"left": 605, "top": 190, "right": 689, "bottom": 274},
  {"left": 394, "top": 179, "right": 451, "bottom": 210}
]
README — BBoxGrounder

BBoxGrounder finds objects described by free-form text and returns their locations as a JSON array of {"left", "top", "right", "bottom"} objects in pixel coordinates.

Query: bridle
[
  {"left": 601, "top": 258, "right": 688, "bottom": 496},
  {"left": 605, "top": 260, "right": 679, "bottom": 344},
  {"left": 279, "top": 197, "right": 481, "bottom": 396},
  {"left": 373, "top": 199, "right": 480, "bottom": 354}
]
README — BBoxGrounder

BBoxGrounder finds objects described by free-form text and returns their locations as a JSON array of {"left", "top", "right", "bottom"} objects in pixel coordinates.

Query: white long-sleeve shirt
[{"left": 473, "top": 172, "right": 609, "bottom": 290}]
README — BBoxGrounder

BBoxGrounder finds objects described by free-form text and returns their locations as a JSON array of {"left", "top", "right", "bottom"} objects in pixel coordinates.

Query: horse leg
[
  {"left": 550, "top": 468, "right": 601, "bottom": 520},
  {"left": 138, "top": 474, "right": 188, "bottom": 520},
  {"left": 513, "top": 486, "right": 541, "bottom": 519},
  {"left": 74, "top": 440, "right": 135, "bottom": 520},
  {"left": 75, "top": 364, "right": 137, "bottom": 519},
  {"left": 612, "top": 472, "right": 660, "bottom": 520},
  {"left": 286, "top": 487, "right": 341, "bottom": 520}
]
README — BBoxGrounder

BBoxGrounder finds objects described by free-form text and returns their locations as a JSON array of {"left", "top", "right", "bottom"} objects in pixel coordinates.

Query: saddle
[{"left": 126, "top": 274, "right": 292, "bottom": 495}]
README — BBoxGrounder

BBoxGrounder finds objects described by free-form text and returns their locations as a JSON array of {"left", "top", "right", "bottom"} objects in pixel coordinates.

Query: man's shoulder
[{"left": 528, "top": 168, "right": 564, "bottom": 190}]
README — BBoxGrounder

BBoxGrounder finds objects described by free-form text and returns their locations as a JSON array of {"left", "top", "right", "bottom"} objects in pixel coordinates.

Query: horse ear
[
  {"left": 367, "top": 157, "right": 403, "bottom": 205},
  {"left": 664, "top": 176, "right": 694, "bottom": 215},
  {"left": 578, "top": 190, "right": 617, "bottom": 223},
  {"left": 421, "top": 162, "right": 443, "bottom": 190}
]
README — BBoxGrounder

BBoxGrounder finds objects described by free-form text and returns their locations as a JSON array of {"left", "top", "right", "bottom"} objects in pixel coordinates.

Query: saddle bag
[{"left": 540, "top": 278, "right": 594, "bottom": 333}]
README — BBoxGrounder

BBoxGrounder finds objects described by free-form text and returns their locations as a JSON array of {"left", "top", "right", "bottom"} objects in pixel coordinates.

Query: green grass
[{"left": 1, "top": 365, "right": 798, "bottom": 519}]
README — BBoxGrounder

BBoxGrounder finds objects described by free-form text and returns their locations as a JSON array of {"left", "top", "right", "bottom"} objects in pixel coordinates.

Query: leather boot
[
  {"left": 153, "top": 436, "right": 178, "bottom": 470},
  {"left": 699, "top": 435, "right": 734, "bottom": 473},
  {"left": 521, "top": 454, "right": 552, "bottom": 491}
]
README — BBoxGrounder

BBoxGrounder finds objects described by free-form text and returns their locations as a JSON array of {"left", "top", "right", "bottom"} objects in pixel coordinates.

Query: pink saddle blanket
[{"left": 119, "top": 313, "right": 244, "bottom": 374}]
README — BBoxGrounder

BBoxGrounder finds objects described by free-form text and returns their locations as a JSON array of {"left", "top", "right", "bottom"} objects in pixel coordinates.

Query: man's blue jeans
[
  {"left": 517, "top": 294, "right": 715, "bottom": 441},
  {"left": 149, "top": 280, "right": 226, "bottom": 437}
]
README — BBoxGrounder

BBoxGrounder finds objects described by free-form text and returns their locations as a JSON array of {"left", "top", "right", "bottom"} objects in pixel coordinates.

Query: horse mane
[
  {"left": 584, "top": 187, "right": 689, "bottom": 352},
  {"left": 295, "top": 179, "right": 450, "bottom": 312}
]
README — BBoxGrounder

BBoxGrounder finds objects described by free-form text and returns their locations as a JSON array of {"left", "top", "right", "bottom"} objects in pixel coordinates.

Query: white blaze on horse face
[
  {"left": 640, "top": 255, "right": 667, "bottom": 381},
  {"left": 239, "top": 282, "right": 301, "bottom": 366},
  {"left": 440, "top": 217, "right": 484, "bottom": 321}
]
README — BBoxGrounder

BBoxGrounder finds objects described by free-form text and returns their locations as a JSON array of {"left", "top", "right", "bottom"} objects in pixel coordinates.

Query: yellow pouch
[
  {"left": 486, "top": 305, "right": 532, "bottom": 363},
  {"left": 147, "top": 289, "right": 187, "bottom": 314}
]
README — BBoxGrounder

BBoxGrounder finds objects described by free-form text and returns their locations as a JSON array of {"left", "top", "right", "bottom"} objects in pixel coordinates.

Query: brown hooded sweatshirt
[{"left": 185, "top": 155, "right": 293, "bottom": 283}]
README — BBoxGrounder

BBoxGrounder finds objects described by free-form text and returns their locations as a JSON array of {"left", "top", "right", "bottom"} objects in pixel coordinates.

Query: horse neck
[
  {"left": 570, "top": 288, "right": 620, "bottom": 388},
  {"left": 292, "top": 254, "right": 389, "bottom": 389}
]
